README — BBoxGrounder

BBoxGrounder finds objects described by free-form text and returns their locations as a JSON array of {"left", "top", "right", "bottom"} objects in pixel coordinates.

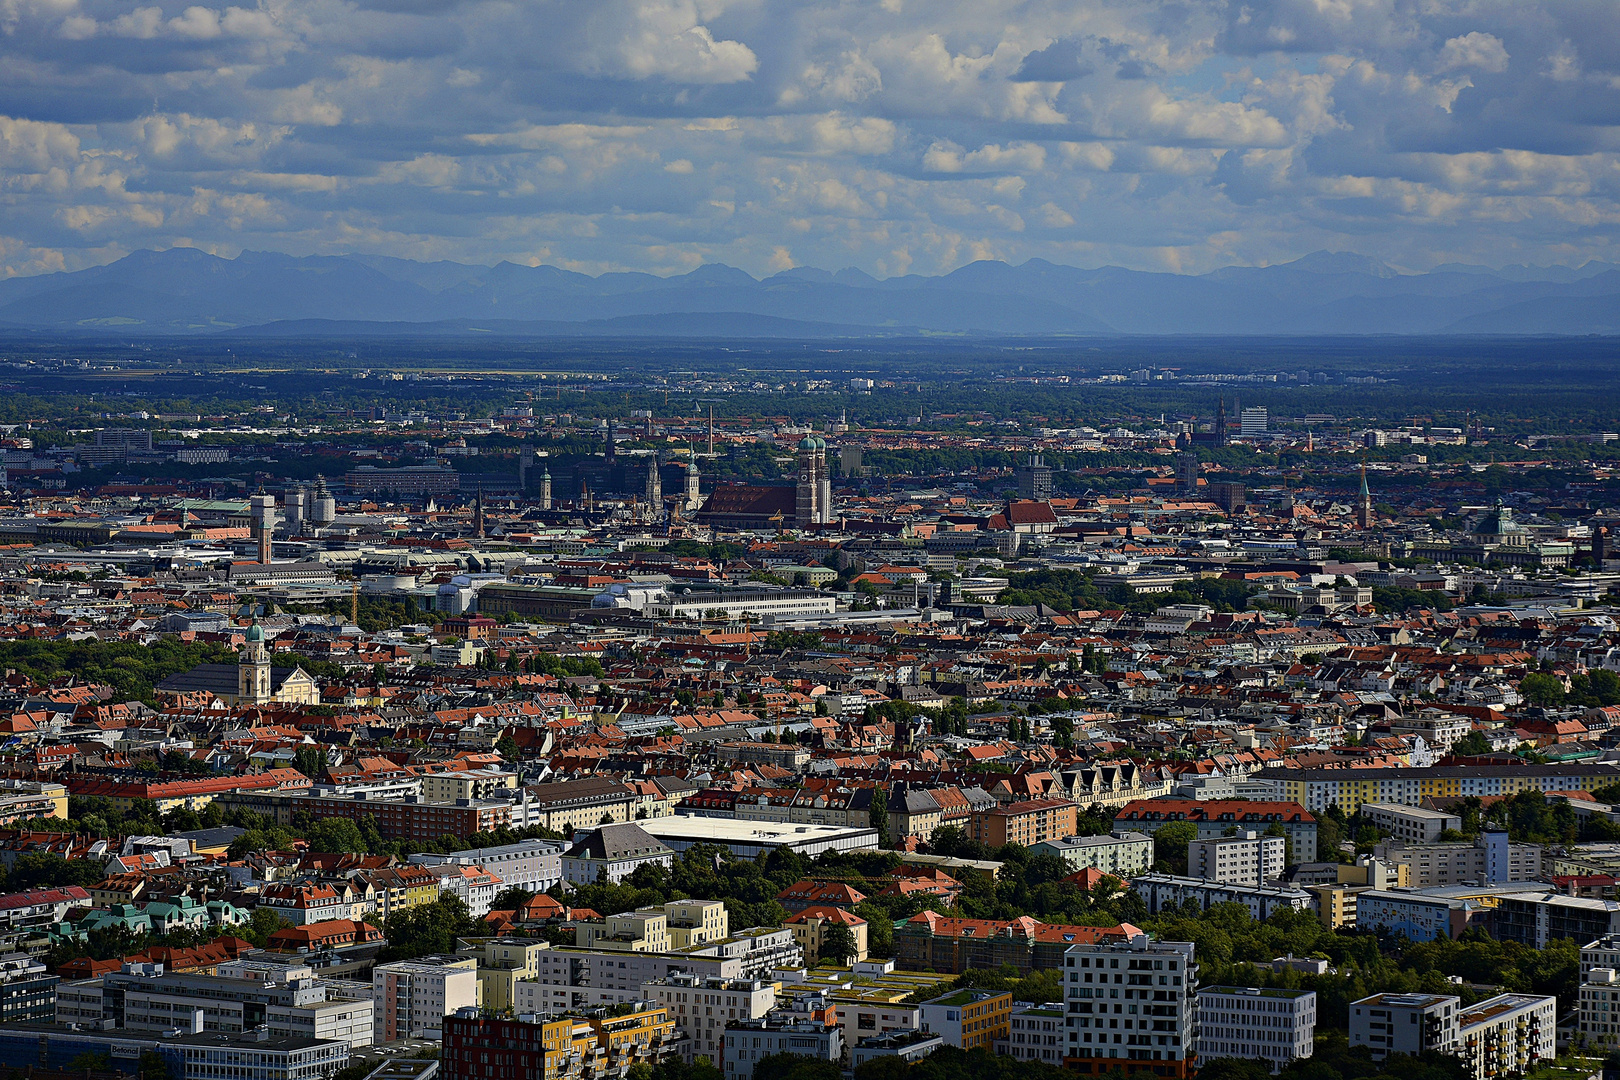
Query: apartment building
[
  {"left": 1353, "top": 890, "right": 1470, "bottom": 942},
  {"left": 1130, "top": 875, "right": 1314, "bottom": 921},
  {"left": 520, "top": 931, "right": 801, "bottom": 1013},
  {"left": 640, "top": 974, "right": 775, "bottom": 1065},
  {"left": 1030, "top": 832, "right": 1154, "bottom": 878},
  {"left": 724, "top": 1009, "right": 842, "bottom": 1080},
  {"left": 784, "top": 905, "right": 868, "bottom": 965},
  {"left": 421, "top": 768, "right": 519, "bottom": 804},
  {"left": 1581, "top": 967, "right": 1620, "bottom": 1053},
  {"left": 1275, "top": 763, "right": 1620, "bottom": 815},
  {"left": 1373, "top": 830, "right": 1540, "bottom": 888},
  {"left": 1359, "top": 803, "right": 1462, "bottom": 843},
  {"left": 1496, "top": 893, "right": 1620, "bottom": 948},
  {"left": 919, "top": 989, "right": 1012, "bottom": 1052},
  {"left": 560, "top": 823, "right": 676, "bottom": 886},
  {"left": 969, "top": 798, "right": 1079, "bottom": 848},
  {"left": 468, "top": 938, "right": 550, "bottom": 1015},
  {"left": 510, "top": 777, "right": 642, "bottom": 832},
  {"left": 1455, "top": 994, "right": 1555, "bottom": 1080},
  {"left": 1004, "top": 1002, "right": 1066, "bottom": 1066},
  {"left": 371, "top": 956, "right": 479, "bottom": 1042},
  {"left": 1197, "top": 987, "right": 1316, "bottom": 1073},
  {"left": 409, "top": 838, "right": 563, "bottom": 894},
  {"left": 1187, "top": 833, "right": 1287, "bottom": 886},
  {"left": 1350, "top": 993, "right": 1459, "bottom": 1061},
  {"left": 290, "top": 794, "right": 510, "bottom": 842},
  {"left": 1063, "top": 934, "right": 1198, "bottom": 1079},
  {"left": 1114, "top": 800, "right": 1317, "bottom": 856}
]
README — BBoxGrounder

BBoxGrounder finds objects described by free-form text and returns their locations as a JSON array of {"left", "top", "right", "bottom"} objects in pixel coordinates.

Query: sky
[{"left": 1, "top": 0, "right": 1617, "bottom": 279}]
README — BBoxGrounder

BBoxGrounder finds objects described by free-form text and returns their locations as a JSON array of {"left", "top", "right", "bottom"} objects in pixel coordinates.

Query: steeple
[
  {"left": 1215, "top": 397, "right": 1228, "bottom": 448},
  {"left": 1356, "top": 462, "right": 1373, "bottom": 530},
  {"left": 539, "top": 464, "right": 553, "bottom": 511},
  {"left": 645, "top": 456, "right": 663, "bottom": 518},
  {"left": 238, "top": 617, "right": 272, "bottom": 704},
  {"left": 473, "top": 484, "right": 486, "bottom": 538}
]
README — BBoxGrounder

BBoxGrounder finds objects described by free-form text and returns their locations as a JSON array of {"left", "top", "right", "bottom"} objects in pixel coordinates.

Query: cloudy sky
[{"left": 1, "top": 0, "right": 1617, "bottom": 279}]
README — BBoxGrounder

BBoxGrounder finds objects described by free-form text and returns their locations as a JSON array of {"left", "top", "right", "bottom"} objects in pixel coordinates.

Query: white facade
[
  {"left": 1187, "top": 833, "right": 1287, "bottom": 887},
  {"left": 1006, "top": 1003, "right": 1066, "bottom": 1065},
  {"left": 1030, "top": 832, "right": 1154, "bottom": 877},
  {"left": 408, "top": 839, "right": 563, "bottom": 894},
  {"left": 1063, "top": 934, "right": 1198, "bottom": 1071},
  {"left": 426, "top": 864, "right": 500, "bottom": 917},
  {"left": 1360, "top": 803, "right": 1462, "bottom": 844},
  {"left": 1350, "top": 993, "right": 1459, "bottom": 1061},
  {"left": 1374, "top": 832, "right": 1539, "bottom": 888},
  {"left": 371, "top": 959, "right": 479, "bottom": 1043},
  {"left": 1580, "top": 968, "right": 1620, "bottom": 1052},
  {"left": 1131, "top": 875, "right": 1314, "bottom": 921},
  {"left": 724, "top": 1017, "right": 841, "bottom": 1080},
  {"left": 1197, "top": 987, "right": 1316, "bottom": 1074},
  {"left": 641, "top": 974, "right": 775, "bottom": 1065}
]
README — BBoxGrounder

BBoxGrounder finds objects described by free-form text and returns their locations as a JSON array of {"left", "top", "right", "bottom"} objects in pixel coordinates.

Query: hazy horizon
[{"left": 4, "top": 245, "right": 1618, "bottom": 285}]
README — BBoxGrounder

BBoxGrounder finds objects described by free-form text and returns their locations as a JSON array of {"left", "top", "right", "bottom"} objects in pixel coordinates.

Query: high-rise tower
[{"left": 249, "top": 491, "right": 276, "bottom": 564}]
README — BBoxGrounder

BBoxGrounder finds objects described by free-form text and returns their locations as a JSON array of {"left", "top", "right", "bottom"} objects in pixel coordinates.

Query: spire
[{"left": 1359, "top": 462, "right": 1370, "bottom": 497}]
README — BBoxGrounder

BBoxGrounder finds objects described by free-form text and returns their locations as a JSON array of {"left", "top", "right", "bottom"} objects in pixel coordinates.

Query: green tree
[
  {"left": 293, "top": 745, "right": 327, "bottom": 779},
  {"left": 1520, "top": 672, "right": 1566, "bottom": 706},
  {"left": 1153, "top": 822, "right": 1198, "bottom": 875},
  {"left": 1451, "top": 729, "right": 1492, "bottom": 756},
  {"left": 869, "top": 786, "right": 889, "bottom": 847},
  {"left": 820, "top": 924, "right": 858, "bottom": 966}
]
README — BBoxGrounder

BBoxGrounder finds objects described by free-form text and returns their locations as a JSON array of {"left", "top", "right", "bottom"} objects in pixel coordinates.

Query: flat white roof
[
  {"left": 638, "top": 816, "right": 877, "bottom": 845},
  {"left": 634, "top": 815, "right": 879, "bottom": 857}
]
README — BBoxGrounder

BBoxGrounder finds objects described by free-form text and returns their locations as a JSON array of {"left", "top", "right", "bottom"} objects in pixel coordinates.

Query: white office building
[
  {"left": 1063, "top": 933, "right": 1198, "bottom": 1073},
  {"left": 1197, "top": 987, "right": 1316, "bottom": 1073},
  {"left": 1187, "top": 833, "right": 1287, "bottom": 887}
]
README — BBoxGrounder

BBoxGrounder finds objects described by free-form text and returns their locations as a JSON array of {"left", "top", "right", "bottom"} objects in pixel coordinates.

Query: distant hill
[{"left": 0, "top": 247, "right": 1615, "bottom": 337}]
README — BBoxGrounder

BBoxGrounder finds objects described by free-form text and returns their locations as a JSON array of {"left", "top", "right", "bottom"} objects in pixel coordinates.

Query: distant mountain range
[{"left": 1, "top": 247, "right": 1617, "bottom": 337}]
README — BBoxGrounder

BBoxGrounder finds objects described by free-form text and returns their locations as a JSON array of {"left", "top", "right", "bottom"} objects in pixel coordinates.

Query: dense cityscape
[{"left": 0, "top": 348, "right": 1617, "bottom": 1080}]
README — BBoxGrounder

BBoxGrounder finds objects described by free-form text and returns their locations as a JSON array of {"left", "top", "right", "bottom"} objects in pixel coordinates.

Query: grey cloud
[{"left": 0, "top": 0, "right": 1618, "bottom": 277}]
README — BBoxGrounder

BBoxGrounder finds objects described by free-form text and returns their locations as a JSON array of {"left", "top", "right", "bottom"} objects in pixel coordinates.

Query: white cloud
[
  {"left": 0, "top": 0, "right": 1615, "bottom": 277},
  {"left": 1438, "top": 32, "right": 1509, "bottom": 74}
]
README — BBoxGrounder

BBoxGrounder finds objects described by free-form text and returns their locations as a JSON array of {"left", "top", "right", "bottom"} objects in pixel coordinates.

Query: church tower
[
  {"left": 1356, "top": 463, "right": 1374, "bottom": 529},
  {"left": 645, "top": 456, "right": 663, "bottom": 518},
  {"left": 684, "top": 457, "right": 701, "bottom": 510},
  {"left": 539, "top": 466, "right": 553, "bottom": 510},
  {"left": 473, "top": 485, "right": 486, "bottom": 538},
  {"left": 238, "top": 619, "right": 272, "bottom": 705},
  {"left": 1215, "top": 397, "right": 1228, "bottom": 447},
  {"left": 795, "top": 434, "right": 830, "bottom": 528}
]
